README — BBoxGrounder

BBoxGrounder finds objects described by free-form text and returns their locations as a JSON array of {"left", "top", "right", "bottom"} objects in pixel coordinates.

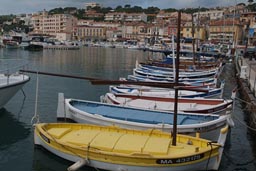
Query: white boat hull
[
  {"left": 57, "top": 93, "right": 232, "bottom": 141},
  {"left": 0, "top": 74, "right": 30, "bottom": 108}
]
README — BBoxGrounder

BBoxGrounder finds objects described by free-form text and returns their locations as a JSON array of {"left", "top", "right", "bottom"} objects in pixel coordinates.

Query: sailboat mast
[
  {"left": 172, "top": 10, "right": 181, "bottom": 146},
  {"left": 192, "top": 14, "right": 195, "bottom": 64}
]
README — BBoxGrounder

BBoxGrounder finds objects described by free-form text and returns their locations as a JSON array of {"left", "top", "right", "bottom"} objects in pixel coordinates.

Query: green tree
[
  {"left": 248, "top": 0, "right": 254, "bottom": 4},
  {"left": 247, "top": 2, "right": 256, "bottom": 11},
  {"left": 49, "top": 7, "right": 64, "bottom": 14},
  {"left": 115, "top": 5, "right": 123, "bottom": 12},
  {"left": 124, "top": 4, "right": 131, "bottom": 8},
  {"left": 73, "top": 9, "right": 85, "bottom": 19},
  {"left": 143, "top": 7, "right": 160, "bottom": 14}
]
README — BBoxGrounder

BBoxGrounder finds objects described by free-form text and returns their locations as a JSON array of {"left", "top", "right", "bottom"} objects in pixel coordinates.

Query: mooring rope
[
  {"left": 232, "top": 114, "right": 256, "bottom": 132},
  {"left": 232, "top": 97, "right": 256, "bottom": 131},
  {"left": 31, "top": 71, "right": 40, "bottom": 125}
]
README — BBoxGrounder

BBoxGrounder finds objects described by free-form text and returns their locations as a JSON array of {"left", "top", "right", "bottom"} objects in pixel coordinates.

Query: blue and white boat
[
  {"left": 109, "top": 82, "right": 225, "bottom": 98},
  {"left": 127, "top": 74, "right": 216, "bottom": 85},
  {"left": 133, "top": 67, "right": 219, "bottom": 79},
  {"left": 137, "top": 62, "right": 222, "bottom": 74},
  {"left": 57, "top": 93, "right": 233, "bottom": 141}
]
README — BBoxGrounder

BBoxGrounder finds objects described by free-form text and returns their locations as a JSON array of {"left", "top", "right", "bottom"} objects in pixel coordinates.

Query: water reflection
[
  {"left": 0, "top": 108, "right": 30, "bottom": 149},
  {"left": 33, "top": 147, "right": 105, "bottom": 171}
]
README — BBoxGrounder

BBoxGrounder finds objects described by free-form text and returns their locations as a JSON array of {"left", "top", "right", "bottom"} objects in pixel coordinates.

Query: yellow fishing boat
[{"left": 34, "top": 123, "right": 228, "bottom": 171}]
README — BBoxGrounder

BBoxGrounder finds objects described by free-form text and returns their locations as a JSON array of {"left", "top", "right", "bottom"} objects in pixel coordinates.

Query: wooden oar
[
  {"left": 90, "top": 79, "right": 185, "bottom": 88},
  {"left": 91, "top": 80, "right": 209, "bottom": 92},
  {"left": 20, "top": 69, "right": 98, "bottom": 80}
]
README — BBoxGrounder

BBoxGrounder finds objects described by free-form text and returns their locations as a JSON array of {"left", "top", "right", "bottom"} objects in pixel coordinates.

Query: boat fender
[
  {"left": 67, "top": 159, "right": 88, "bottom": 171},
  {"left": 226, "top": 116, "right": 235, "bottom": 128},
  {"left": 100, "top": 95, "right": 105, "bottom": 103}
]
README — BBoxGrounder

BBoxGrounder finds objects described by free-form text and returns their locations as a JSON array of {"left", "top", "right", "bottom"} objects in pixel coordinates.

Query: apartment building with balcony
[
  {"left": 124, "top": 13, "right": 147, "bottom": 22},
  {"left": 209, "top": 19, "right": 243, "bottom": 45},
  {"left": 85, "top": 10, "right": 104, "bottom": 20},
  {"left": 121, "top": 22, "right": 151, "bottom": 41},
  {"left": 105, "top": 12, "right": 125, "bottom": 22},
  {"left": 73, "top": 25, "right": 106, "bottom": 41},
  {"left": 240, "top": 12, "right": 256, "bottom": 45},
  {"left": 105, "top": 12, "right": 147, "bottom": 22},
  {"left": 181, "top": 21, "right": 206, "bottom": 41},
  {"left": 193, "top": 9, "right": 224, "bottom": 22},
  {"left": 156, "top": 11, "right": 192, "bottom": 24},
  {"left": 31, "top": 11, "right": 77, "bottom": 40},
  {"left": 85, "top": 2, "right": 101, "bottom": 10}
]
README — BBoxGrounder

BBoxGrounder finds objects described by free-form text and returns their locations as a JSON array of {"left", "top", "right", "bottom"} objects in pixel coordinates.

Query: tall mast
[
  {"left": 192, "top": 14, "right": 195, "bottom": 64},
  {"left": 172, "top": 10, "right": 181, "bottom": 146},
  {"left": 196, "top": 6, "right": 200, "bottom": 51}
]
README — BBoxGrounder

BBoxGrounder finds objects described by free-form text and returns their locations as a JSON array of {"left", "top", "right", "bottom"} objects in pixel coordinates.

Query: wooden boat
[
  {"left": 34, "top": 122, "right": 229, "bottom": 171},
  {"left": 137, "top": 62, "right": 222, "bottom": 74},
  {"left": 120, "top": 77, "right": 217, "bottom": 89},
  {"left": 0, "top": 73, "right": 30, "bottom": 109},
  {"left": 109, "top": 83, "right": 225, "bottom": 98},
  {"left": 133, "top": 67, "right": 219, "bottom": 79},
  {"left": 127, "top": 74, "right": 216, "bottom": 84},
  {"left": 57, "top": 93, "right": 233, "bottom": 141},
  {"left": 102, "top": 92, "right": 233, "bottom": 115},
  {"left": 136, "top": 61, "right": 221, "bottom": 73}
]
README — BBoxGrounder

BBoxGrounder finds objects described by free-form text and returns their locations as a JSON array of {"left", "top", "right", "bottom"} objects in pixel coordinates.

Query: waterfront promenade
[{"left": 236, "top": 55, "right": 256, "bottom": 126}]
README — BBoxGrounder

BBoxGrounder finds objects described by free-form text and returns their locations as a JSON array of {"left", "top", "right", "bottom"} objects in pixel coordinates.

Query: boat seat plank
[
  {"left": 143, "top": 137, "right": 171, "bottom": 155},
  {"left": 113, "top": 134, "right": 149, "bottom": 153},
  {"left": 61, "top": 130, "right": 101, "bottom": 147},
  {"left": 48, "top": 128, "right": 71, "bottom": 139},
  {"left": 90, "top": 132, "right": 125, "bottom": 151}
]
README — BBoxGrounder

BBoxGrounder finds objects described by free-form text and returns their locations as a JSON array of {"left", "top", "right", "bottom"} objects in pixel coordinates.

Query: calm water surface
[{"left": 0, "top": 47, "right": 255, "bottom": 171}]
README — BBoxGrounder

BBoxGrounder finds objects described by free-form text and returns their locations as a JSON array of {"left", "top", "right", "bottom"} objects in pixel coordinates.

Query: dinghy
[
  {"left": 34, "top": 122, "right": 229, "bottom": 171},
  {"left": 102, "top": 92, "right": 233, "bottom": 115},
  {"left": 109, "top": 83, "right": 225, "bottom": 99},
  {"left": 57, "top": 93, "right": 233, "bottom": 141}
]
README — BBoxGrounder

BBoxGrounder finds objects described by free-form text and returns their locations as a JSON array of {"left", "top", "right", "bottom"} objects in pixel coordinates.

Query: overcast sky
[{"left": 0, "top": 0, "right": 248, "bottom": 15}]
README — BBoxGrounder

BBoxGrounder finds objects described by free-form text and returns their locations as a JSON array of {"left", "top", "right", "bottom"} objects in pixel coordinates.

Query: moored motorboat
[
  {"left": 0, "top": 73, "right": 30, "bottom": 109},
  {"left": 34, "top": 122, "right": 229, "bottom": 171},
  {"left": 5, "top": 40, "right": 19, "bottom": 49}
]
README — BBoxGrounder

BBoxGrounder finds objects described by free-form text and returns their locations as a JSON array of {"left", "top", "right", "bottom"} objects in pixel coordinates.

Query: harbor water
[{"left": 0, "top": 47, "right": 255, "bottom": 171}]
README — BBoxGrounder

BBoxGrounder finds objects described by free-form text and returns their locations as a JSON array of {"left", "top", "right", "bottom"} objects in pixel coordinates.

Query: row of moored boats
[
  {"left": 33, "top": 55, "right": 235, "bottom": 171},
  {"left": 0, "top": 46, "right": 235, "bottom": 170}
]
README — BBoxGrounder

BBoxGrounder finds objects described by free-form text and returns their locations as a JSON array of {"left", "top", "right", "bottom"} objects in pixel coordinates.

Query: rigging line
[
  {"left": 232, "top": 114, "right": 256, "bottom": 132},
  {"left": 21, "top": 88, "right": 26, "bottom": 99},
  {"left": 234, "top": 96, "right": 255, "bottom": 105},
  {"left": 205, "top": 142, "right": 221, "bottom": 171}
]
